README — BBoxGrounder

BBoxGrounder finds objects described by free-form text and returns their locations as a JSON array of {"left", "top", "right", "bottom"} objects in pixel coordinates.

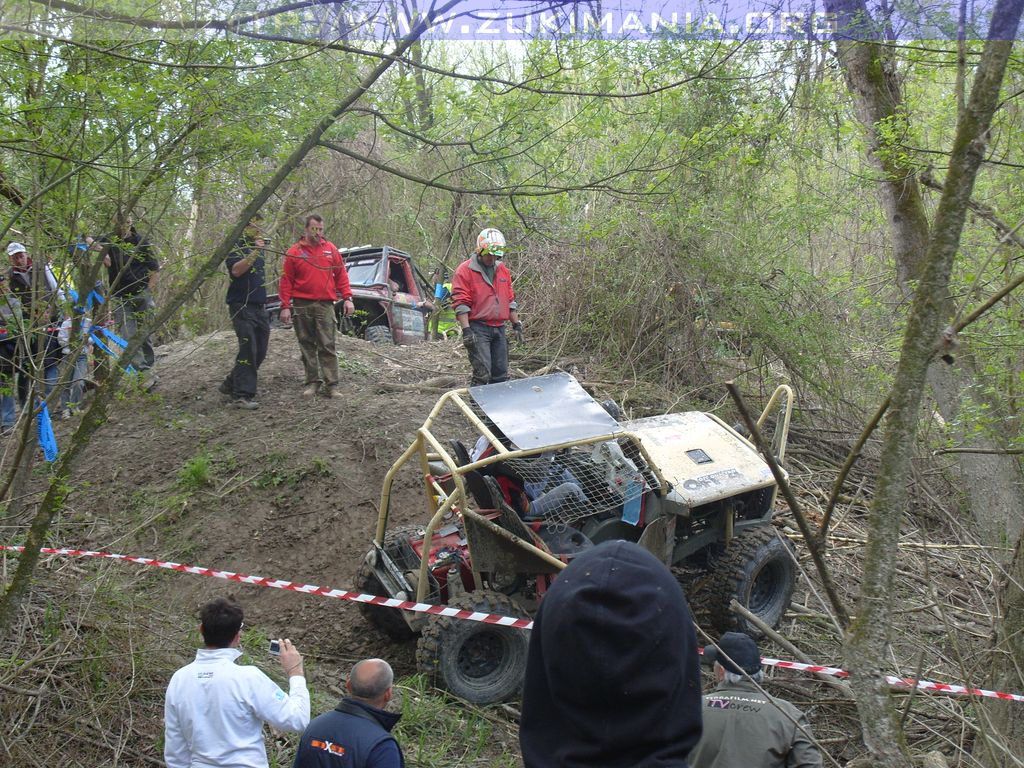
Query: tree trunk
[
  {"left": 973, "top": 534, "right": 1024, "bottom": 766},
  {"left": 926, "top": 359, "right": 1023, "bottom": 547},
  {"left": 825, "top": 0, "right": 1024, "bottom": 557}
]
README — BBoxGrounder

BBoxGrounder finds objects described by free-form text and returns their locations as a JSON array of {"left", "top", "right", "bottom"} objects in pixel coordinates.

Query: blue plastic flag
[
  {"left": 90, "top": 332, "right": 136, "bottom": 373},
  {"left": 37, "top": 402, "right": 58, "bottom": 462},
  {"left": 620, "top": 475, "right": 644, "bottom": 526},
  {"left": 99, "top": 326, "right": 128, "bottom": 349}
]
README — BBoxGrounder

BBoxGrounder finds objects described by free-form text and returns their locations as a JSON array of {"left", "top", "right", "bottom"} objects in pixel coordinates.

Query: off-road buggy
[
  {"left": 355, "top": 373, "right": 797, "bottom": 704},
  {"left": 266, "top": 245, "right": 434, "bottom": 344}
]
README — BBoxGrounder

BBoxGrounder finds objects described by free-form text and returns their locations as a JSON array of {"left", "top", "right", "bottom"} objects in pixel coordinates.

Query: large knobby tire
[
  {"left": 704, "top": 526, "right": 796, "bottom": 636},
  {"left": 353, "top": 525, "right": 424, "bottom": 641},
  {"left": 365, "top": 325, "right": 394, "bottom": 345},
  {"left": 416, "top": 591, "right": 529, "bottom": 704}
]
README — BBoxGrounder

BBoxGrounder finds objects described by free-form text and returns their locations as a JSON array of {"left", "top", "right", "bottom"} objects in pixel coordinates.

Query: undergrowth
[{"left": 0, "top": 566, "right": 520, "bottom": 767}]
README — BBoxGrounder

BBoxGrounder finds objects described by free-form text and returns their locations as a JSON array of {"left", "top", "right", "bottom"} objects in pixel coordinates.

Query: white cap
[{"left": 6, "top": 242, "right": 26, "bottom": 257}]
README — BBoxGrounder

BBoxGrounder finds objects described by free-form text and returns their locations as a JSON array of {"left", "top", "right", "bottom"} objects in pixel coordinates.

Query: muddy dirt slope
[{"left": 65, "top": 327, "right": 474, "bottom": 673}]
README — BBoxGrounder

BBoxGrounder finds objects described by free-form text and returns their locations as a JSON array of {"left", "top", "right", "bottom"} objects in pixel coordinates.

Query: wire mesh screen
[{"left": 427, "top": 394, "right": 659, "bottom": 532}]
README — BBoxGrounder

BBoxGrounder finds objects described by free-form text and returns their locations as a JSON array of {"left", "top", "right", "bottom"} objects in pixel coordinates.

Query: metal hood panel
[
  {"left": 469, "top": 373, "right": 622, "bottom": 450},
  {"left": 623, "top": 412, "right": 779, "bottom": 506}
]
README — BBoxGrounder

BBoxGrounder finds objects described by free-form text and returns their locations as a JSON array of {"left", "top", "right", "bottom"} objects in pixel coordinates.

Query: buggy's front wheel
[
  {"left": 415, "top": 591, "right": 529, "bottom": 704},
  {"left": 700, "top": 525, "right": 796, "bottom": 636}
]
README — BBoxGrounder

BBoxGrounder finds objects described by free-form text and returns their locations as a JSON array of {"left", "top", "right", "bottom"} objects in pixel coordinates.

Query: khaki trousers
[{"left": 291, "top": 298, "right": 338, "bottom": 387}]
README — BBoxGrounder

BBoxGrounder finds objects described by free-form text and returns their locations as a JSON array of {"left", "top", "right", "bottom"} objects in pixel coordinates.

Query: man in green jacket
[{"left": 689, "top": 632, "right": 823, "bottom": 768}]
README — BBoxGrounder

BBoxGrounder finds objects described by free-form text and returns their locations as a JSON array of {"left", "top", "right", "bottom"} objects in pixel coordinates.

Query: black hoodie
[{"left": 520, "top": 540, "right": 703, "bottom": 768}]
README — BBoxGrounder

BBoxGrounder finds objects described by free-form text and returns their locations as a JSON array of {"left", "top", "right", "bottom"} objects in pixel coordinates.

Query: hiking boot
[
  {"left": 322, "top": 387, "right": 342, "bottom": 399},
  {"left": 218, "top": 380, "right": 232, "bottom": 396},
  {"left": 232, "top": 398, "right": 259, "bottom": 410},
  {"left": 301, "top": 384, "right": 319, "bottom": 397}
]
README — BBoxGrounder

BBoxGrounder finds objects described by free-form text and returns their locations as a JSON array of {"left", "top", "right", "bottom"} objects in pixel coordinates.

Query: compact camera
[{"left": 269, "top": 639, "right": 281, "bottom": 656}]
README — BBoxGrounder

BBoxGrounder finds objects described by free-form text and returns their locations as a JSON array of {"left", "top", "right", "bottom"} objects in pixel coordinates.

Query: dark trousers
[
  {"left": 467, "top": 321, "right": 508, "bottom": 386},
  {"left": 223, "top": 303, "right": 270, "bottom": 398},
  {"left": 114, "top": 290, "right": 156, "bottom": 371},
  {"left": 16, "top": 332, "right": 60, "bottom": 406},
  {"left": 0, "top": 339, "right": 16, "bottom": 427}
]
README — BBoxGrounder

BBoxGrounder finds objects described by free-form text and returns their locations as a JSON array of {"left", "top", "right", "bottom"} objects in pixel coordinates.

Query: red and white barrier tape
[
  {"left": 4, "top": 544, "right": 1022, "bottom": 704},
  {"left": 1, "top": 545, "right": 534, "bottom": 630},
  {"left": 761, "top": 657, "right": 1024, "bottom": 703}
]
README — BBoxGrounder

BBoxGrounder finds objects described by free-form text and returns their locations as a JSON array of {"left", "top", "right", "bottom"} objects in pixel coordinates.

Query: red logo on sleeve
[{"left": 311, "top": 739, "right": 346, "bottom": 756}]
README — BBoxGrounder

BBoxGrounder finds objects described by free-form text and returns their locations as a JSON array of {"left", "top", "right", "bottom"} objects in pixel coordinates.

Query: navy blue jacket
[{"left": 293, "top": 698, "right": 403, "bottom": 768}]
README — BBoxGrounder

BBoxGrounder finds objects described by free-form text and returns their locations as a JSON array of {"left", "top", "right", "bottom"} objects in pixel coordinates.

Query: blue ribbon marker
[
  {"left": 620, "top": 474, "right": 644, "bottom": 526},
  {"left": 99, "top": 326, "right": 128, "bottom": 349},
  {"left": 67, "top": 286, "right": 105, "bottom": 314},
  {"left": 89, "top": 332, "right": 136, "bottom": 374},
  {"left": 37, "top": 402, "right": 58, "bottom": 462}
]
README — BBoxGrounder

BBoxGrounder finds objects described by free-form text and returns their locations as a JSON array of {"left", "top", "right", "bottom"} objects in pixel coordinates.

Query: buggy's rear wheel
[
  {"left": 416, "top": 591, "right": 529, "bottom": 704},
  {"left": 354, "top": 525, "right": 424, "bottom": 641},
  {"left": 698, "top": 525, "right": 796, "bottom": 636}
]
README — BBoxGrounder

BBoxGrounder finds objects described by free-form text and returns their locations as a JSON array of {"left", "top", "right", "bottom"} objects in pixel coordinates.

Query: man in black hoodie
[
  {"left": 520, "top": 540, "right": 703, "bottom": 767},
  {"left": 293, "top": 658, "right": 404, "bottom": 768},
  {"left": 100, "top": 214, "right": 159, "bottom": 373}
]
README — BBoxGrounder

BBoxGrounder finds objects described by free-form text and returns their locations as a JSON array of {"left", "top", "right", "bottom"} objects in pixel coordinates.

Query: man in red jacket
[
  {"left": 451, "top": 227, "right": 522, "bottom": 386},
  {"left": 278, "top": 214, "right": 354, "bottom": 398}
]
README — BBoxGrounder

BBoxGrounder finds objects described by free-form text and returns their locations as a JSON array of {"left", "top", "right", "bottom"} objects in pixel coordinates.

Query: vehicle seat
[
  {"left": 533, "top": 525, "right": 593, "bottom": 557},
  {"left": 462, "top": 470, "right": 496, "bottom": 510},
  {"left": 482, "top": 476, "right": 550, "bottom": 551},
  {"left": 449, "top": 439, "right": 471, "bottom": 467}
]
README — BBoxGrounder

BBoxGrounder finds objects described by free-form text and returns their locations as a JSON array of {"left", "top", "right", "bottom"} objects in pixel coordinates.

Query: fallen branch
[{"left": 729, "top": 599, "right": 856, "bottom": 700}]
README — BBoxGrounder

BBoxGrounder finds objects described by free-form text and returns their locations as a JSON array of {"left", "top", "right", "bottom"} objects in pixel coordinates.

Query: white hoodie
[{"left": 164, "top": 647, "right": 310, "bottom": 768}]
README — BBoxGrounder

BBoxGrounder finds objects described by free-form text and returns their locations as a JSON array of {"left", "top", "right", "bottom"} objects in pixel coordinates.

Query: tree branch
[{"left": 725, "top": 381, "right": 850, "bottom": 627}]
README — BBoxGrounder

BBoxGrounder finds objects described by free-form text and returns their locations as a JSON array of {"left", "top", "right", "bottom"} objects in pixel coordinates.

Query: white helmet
[
  {"left": 476, "top": 228, "right": 506, "bottom": 257},
  {"left": 6, "top": 242, "right": 26, "bottom": 257}
]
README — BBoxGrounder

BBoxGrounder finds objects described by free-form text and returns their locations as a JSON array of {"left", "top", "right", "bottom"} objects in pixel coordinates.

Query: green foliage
[
  {"left": 310, "top": 456, "right": 332, "bottom": 477},
  {"left": 394, "top": 675, "right": 518, "bottom": 767},
  {"left": 255, "top": 453, "right": 331, "bottom": 488},
  {"left": 177, "top": 452, "right": 213, "bottom": 490},
  {"left": 338, "top": 356, "right": 371, "bottom": 375}
]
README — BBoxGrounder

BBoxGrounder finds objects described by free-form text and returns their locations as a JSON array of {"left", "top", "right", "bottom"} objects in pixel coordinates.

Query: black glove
[
  {"left": 511, "top": 321, "right": 524, "bottom": 345},
  {"left": 461, "top": 327, "right": 476, "bottom": 350}
]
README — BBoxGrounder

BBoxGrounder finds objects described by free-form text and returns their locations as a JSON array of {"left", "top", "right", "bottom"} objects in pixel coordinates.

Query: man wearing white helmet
[{"left": 451, "top": 228, "right": 522, "bottom": 386}]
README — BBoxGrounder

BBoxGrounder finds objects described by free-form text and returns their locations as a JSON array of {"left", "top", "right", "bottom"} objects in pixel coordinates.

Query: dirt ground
[{"left": 62, "top": 327, "right": 474, "bottom": 677}]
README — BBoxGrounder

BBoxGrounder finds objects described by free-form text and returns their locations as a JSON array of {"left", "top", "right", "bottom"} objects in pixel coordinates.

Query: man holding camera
[
  {"left": 164, "top": 597, "right": 310, "bottom": 768},
  {"left": 451, "top": 227, "right": 522, "bottom": 386},
  {"left": 219, "top": 215, "right": 271, "bottom": 410}
]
